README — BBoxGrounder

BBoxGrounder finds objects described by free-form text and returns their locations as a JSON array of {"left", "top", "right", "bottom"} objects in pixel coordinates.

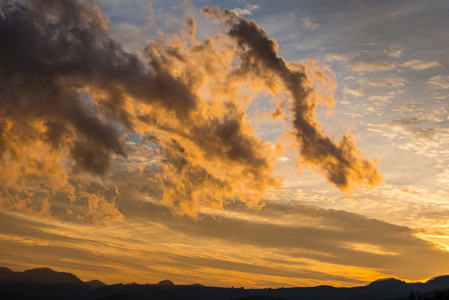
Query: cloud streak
[
  {"left": 427, "top": 75, "right": 449, "bottom": 90},
  {"left": 3, "top": 198, "right": 449, "bottom": 287},
  {"left": 402, "top": 60, "right": 442, "bottom": 71}
]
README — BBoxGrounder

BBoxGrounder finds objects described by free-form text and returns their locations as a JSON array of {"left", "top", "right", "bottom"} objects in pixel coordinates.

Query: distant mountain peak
[
  {"left": 16, "top": 267, "right": 86, "bottom": 285},
  {"left": 368, "top": 278, "right": 406, "bottom": 287},
  {"left": 24, "top": 267, "right": 54, "bottom": 273},
  {"left": 426, "top": 275, "right": 449, "bottom": 289},
  {"left": 158, "top": 279, "right": 175, "bottom": 286},
  {"left": 85, "top": 279, "right": 107, "bottom": 289},
  {"left": 427, "top": 275, "right": 449, "bottom": 283},
  {"left": 0, "top": 267, "right": 13, "bottom": 273},
  {"left": 189, "top": 283, "right": 205, "bottom": 287}
]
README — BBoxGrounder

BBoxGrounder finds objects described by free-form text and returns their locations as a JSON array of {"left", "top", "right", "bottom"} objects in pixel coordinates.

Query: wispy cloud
[
  {"left": 402, "top": 60, "right": 443, "bottom": 71},
  {"left": 343, "top": 87, "right": 366, "bottom": 97},
  {"left": 231, "top": 4, "right": 260, "bottom": 16},
  {"left": 301, "top": 16, "right": 320, "bottom": 30},
  {"left": 391, "top": 103, "right": 424, "bottom": 114},
  {"left": 369, "top": 77, "right": 407, "bottom": 88},
  {"left": 368, "top": 95, "right": 393, "bottom": 102},
  {"left": 386, "top": 45, "right": 403, "bottom": 58},
  {"left": 350, "top": 61, "right": 396, "bottom": 72},
  {"left": 427, "top": 75, "right": 449, "bottom": 90},
  {"left": 325, "top": 53, "right": 350, "bottom": 62}
]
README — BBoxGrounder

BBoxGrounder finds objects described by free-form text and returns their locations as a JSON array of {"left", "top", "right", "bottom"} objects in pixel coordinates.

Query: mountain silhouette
[
  {"left": 86, "top": 279, "right": 107, "bottom": 289},
  {"left": 21, "top": 267, "right": 86, "bottom": 285},
  {"left": 426, "top": 275, "right": 449, "bottom": 289},
  {"left": 0, "top": 267, "right": 13, "bottom": 273},
  {"left": 0, "top": 267, "right": 86, "bottom": 285},
  {"left": 0, "top": 267, "right": 89, "bottom": 300},
  {"left": 1, "top": 267, "right": 449, "bottom": 300},
  {"left": 368, "top": 277, "right": 407, "bottom": 288},
  {"left": 157, "top": 279, "right": 175, "bottom": 286}
]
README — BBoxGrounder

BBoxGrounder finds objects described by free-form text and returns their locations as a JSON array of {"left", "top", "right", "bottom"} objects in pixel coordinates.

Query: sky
[{"left": 1, "top": 0, "right": 449, "bottom": 288}]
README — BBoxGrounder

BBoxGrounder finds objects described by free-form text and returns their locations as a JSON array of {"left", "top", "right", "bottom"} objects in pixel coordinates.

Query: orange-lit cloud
[
  {"left": 204, "top": 7, "right": 381, "bottom": 191},
  {"left": 0, "top": 0, "right": 380, "bottom": 218},
  {"left": 2, "top": 199, "right": 449, "bottom": 287}
]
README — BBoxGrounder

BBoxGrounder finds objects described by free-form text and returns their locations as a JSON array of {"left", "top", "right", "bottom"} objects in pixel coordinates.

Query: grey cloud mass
[
  {"left": 0, "top": 0, "right": 381, "bottom": 217},
  {"left": 203, "top": 7, "right": 381, "bottom": 190}
]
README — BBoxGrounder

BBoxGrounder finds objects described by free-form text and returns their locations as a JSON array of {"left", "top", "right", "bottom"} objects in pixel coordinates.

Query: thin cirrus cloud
[
  {"left": 344, "top": 76, "right": 407, "bottom": 89},
  {"left": 350, "top": 61, "right": 397, "bottom": 72},
  {"left": 231, "top": 4, "right": 259, "bottom": 16},
  {"left": 326, "top": 47, "right": 401, "bottom": 72},
  {"left": 341, "top": 76, "right": 406, "bottom": 100},
  {"left": 427, "top": 75, "right": 449, "bottom": 90},
  {"left": 343, "top": 87, "right": 366, "bottom": 98},
  {"left": 324, "top": 53, "right": 350, "bottom": 62},
  {"left": 402, "top": 60, "right": 443, "bottom": 71},
  {"left": 368, "top": 77, "right": 407, "bottom": 88},
  {"left": 0, "top": 0, "right": 381, "bottom": 218},
  {"left": 326, "top": 45, "right": 403, "bottom": 64},
  {"left": 301, "top": 16, "right": 320, "bottom": 30}
]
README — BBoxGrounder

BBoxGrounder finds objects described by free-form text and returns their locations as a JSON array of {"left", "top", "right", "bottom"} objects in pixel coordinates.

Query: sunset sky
[{"left": 1, "top": 0, "right": 449, "bottom": 288}]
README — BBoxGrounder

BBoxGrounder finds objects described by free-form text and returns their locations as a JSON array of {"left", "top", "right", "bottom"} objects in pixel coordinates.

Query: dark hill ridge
[
  {"left": 368, "top": 277, "right": 407, "bottom": 287},
  {"left": 0, "top": 267, "right": 91, "bottom": 300},
  {"left": 0, "top": 267, "right": 86, "bottom": 285},
  {"left": 157, "top": 279, "right": 175, "bottom": 286},
  {"left": 1, "top": 267, "right": 449, "bottom": 300},
  {"left": 23, "top": 267, "right": 86, "bottom": 285},
  {"left": 427, "top": 275, "right": 449, "bottom": 288},
  {"left": 86, "top": 279, "right": 107, "bottom": 289},
  {"left": 0, "top": 267, "right": 13, "bottom": 273}
]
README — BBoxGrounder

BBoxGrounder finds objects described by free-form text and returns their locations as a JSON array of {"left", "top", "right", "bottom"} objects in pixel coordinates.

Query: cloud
[
  {"left": 324, "top": 53, "right": 349, "bottom": 62},
  {"left": 427, "top": 75, "right": 449, "bottom": 90},
  {"left": 204, "top": 7, "right": 381, "bottom": 191},
  {"left": 368, "top": 95, "right": 393, "bottom": 102},
  {"left": 0, "top": 0, "right": 380, "bottom": 218},
  {"left": 301, "top": 16, "right": 320, "bottom": 30},
  {"left": 366, "top": 111, "right": 449, "bottom": 160},
  {"left": 391, "top": 103, "right": 424, "bottom": 114},
  {"left": 386, "top": 45, "right": 403, "bottom": 58},
  {"left": 343, "top": 77, "right": 405, "bottom": 100},
  {"left": 231, "top": 4, "right": 259, "bottom": 17},
  {"left": 402, "top": 60, "right": 443, "bottom": 71},
  {"left": 342, "top": 75, "right": 406, "bottom": 105},
  {"left": 350, "top": 61, "right": 396, "bottom": 72},
  {"left": 343, "top": 87, "right": 366, "bottom": 97},
  {"left": 114, "top": 199, "right": 449, "bottom": 281},
  {"left": 4, "top": 198, "right": 449, "bottom": 287},
  {"left": 369, "top": 77, "right": 407, "bottom": 88},
  {"left": 0, "top": 0, "right": 280, "bottom": 216}
]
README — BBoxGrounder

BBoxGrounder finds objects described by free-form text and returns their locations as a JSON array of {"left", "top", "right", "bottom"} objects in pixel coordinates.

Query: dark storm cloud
[
  {"left": 0, "top": 0, "right": 200, "bottom": 174},
  {"left": 203, "top": 7, "right": 381, "bottom": 191},
  {"left": 1, "top": 0, "right": 379, "bottom": 217},
  {"left": 0, "top": 0, "right": 280, "bottom": 214},
  {"left": 1, "top": 0, "right": 123, "bottom": 173}
]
